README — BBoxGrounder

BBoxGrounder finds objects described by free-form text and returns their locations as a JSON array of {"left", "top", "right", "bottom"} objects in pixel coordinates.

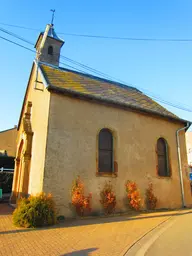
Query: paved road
[
  {"left": 2, "top": 203, "right": 185, "bottom": 256},
  {"left": 2, "top": 204, "right": 192, "bottom": 256},
  {"left": 127, "top": 211, "right": 192, "bottom": 256}
]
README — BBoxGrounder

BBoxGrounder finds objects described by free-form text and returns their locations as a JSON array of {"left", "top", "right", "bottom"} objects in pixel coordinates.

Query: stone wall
[{"left": 43, "top": 92, "right": 192, "bottom": 217}]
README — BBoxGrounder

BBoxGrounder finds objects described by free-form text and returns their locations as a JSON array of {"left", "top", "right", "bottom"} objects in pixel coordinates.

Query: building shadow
[
  {"left": 1, "top": 203, "right": 192, "bottom": 235},
  {"left": 61, "top": 248, "right": 98, "bottom": 256}
]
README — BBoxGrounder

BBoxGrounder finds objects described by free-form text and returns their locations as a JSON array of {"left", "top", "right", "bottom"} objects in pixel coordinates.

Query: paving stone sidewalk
[{"left": 0, "top": 204, "right": 191, "bottom": 256}]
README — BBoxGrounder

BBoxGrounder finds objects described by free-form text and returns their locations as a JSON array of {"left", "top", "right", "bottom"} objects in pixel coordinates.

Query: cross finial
[{"left": 50, "top": 9, "right": 55, "bottom": 26}]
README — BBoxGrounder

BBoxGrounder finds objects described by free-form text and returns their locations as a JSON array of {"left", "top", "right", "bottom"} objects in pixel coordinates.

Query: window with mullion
[
  {"left": 157, "top": 138, "right": 170, "bottom": 177},
  {"left": 98, "top": 129, "right": 113, "bottom": 172}
]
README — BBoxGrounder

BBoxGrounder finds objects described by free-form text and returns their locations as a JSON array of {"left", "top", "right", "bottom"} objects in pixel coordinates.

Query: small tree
[
  {"left": 13, "top": 193, "right": 56, "bottom": 228},
  {"left": 71, "top": 176, "right": 92, "bottom": 216},
  {"left": 125, "top": 180, "right": 141, "bottom": 211},
  {"left": 145, "top": 183, "right": 157, "bottom": 210},
  {"left": 100, "top": 182, "right": 116, "bottom": 215}
]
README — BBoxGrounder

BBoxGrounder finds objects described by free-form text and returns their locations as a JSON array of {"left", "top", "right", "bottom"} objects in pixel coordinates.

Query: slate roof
[
  {"left": 39, "top": 63, "right": 187, "bottom": 124},
  {"left": 47, "top": 26, "right": 63, "bottom": 42}
]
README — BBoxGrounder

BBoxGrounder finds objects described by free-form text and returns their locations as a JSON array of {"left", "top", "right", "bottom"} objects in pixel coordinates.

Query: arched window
[
  {"left": 98, "top": 128, "right": 113, "bottom": 172},
  {"left": 157, "top": 138, "right": 170, "bottom": 177},
  {"left": 48, "top": 46, "right": 53, "bottom": 55}
]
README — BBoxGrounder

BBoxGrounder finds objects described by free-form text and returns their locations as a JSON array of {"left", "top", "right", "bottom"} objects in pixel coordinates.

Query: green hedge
[{"left": 13, "top": 193, "right": 56, "bottom": 228}]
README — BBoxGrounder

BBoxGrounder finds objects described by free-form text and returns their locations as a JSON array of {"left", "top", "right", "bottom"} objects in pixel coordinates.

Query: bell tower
[{"left": 35, "top": 23, "right": 64, "bottom": 66}]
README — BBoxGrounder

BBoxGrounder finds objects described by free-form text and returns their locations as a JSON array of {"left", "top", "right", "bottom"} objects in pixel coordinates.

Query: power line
[
  {"left": 0, "top": 22, "right": 40, "bottom": 31},
  {"left": 147, "top": 96, "right": 192, "bottom": 113},
  {"left": 0, "top": 26, "right": 34, "bottom": 45},
  {"left": 0, "top": 32, "right": 192, "bottom": 113},
  {"left": 59, "top": 55, "right": 192, "bottom": 111},
  {"left": 0, "top": 35, "right": 35, "bottom": 53},
  {"left": 1, "top": 21, "right": 192, "bottom": 42},
  {"left": 51, "top": 55, "right": 192, "bottom": 112},
  {"left": 1, "top": 27, "right": 183, "bottom": 105},
  {"left": 0, "top": 25, "right": 133, "bottom": 84},
  {"left": 60, "top": 55, "right": 119, "bottom": 81},
  {"left": 59, "top": 61, "right": 91, "bottom": 74},
  {"left": 58, "top": 32, "right": 192, "bottom": 42},
  {"left": 0, "top": 25, "right": 137, "bottom": 81},
  {"left": 0, "top": 30, "right": 86, "bottom": 74}
]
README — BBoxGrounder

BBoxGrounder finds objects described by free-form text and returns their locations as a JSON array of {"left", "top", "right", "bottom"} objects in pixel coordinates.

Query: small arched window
[
  {"left": 98, "top": 128, "right": 113, "bottom": 172},
  {"left": 48, "top": 46, "right": 53, "bottom": 55},
  {"left": 157, "top": 138, "right": 170, "bottom": 177}
]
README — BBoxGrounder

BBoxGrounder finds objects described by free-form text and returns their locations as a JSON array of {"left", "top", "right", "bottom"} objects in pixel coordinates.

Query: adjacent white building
[{"left": 186, "top": 131, "right": 192, "bottom": 167}]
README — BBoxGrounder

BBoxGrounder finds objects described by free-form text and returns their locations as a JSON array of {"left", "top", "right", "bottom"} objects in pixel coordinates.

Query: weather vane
[{"left": 50, "top": 9, "right": 55, "bottom": 26}]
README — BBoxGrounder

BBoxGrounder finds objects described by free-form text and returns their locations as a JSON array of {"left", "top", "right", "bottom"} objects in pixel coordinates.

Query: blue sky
[{"left": 0, "top": 0, "right": 192, "bottom": 131}]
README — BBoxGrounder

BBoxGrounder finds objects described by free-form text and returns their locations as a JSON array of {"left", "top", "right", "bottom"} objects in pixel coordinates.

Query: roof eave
[
  {"left": 0, "top": 127, "right": 17, "bottom": 134},
  {"left": 47, "top": 84, "right": 189, "bottom": 125},
  {"left": 185, "top": 122, "right": 192, "bottom": 131},
  {"left": 47, "top": 35, "right": 64, "bottom": 46}
]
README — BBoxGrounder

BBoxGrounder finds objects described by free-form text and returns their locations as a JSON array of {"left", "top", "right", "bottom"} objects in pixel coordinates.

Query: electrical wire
[
  {"left": 59, "top": 55, "right": 192, "bottom": 111},
  {"left": 59, "top": 61, "right": 91, "bottom": 74},
  {"left": 0, "top": 22, "right": 40, "bottom": 31},
  {"left": 58, "top": 32, "right": 192, "bottom": 42},
  {"left": 0, "top": 31, "right": 192, "bottom": 113},
  {"left": 49, "top": 54, "right": 192, "bottom": 112},
  {"left": 0, "top": 26, "right": 34, "bottom": 45},
  {"left": 0, "top": 25, "right": 189, "bottom": 110},
  {"left": 60, "top": 55, "right": 120, "bottom": 81},
  {"left": 0, "top": 35, "right": 36, "bottom": 53},
  {"left": 1, "top": 21, "right": 192, "bottom": 42}
]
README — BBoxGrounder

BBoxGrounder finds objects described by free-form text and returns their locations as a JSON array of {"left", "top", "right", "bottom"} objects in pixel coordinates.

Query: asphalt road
[{"left": 126, "top": 211, "right": 192, "bottom": 256}]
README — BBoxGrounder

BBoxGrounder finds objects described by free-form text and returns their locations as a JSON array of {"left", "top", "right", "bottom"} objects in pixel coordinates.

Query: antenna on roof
[{"left": 50, "top": 9, "right": 55, "bottom": 26}]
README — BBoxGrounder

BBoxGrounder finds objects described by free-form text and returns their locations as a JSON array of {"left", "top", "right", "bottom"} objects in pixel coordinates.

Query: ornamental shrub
[
  {"left": 100, "top": 182, "right": 116, "bottom": 215},
  {"left": 71, "top": 176, "right": 92, "bottom": 216},
  {"left": 12, "top": 193, "right": 56, "bottom": 228},
  {"left": 125, "top": 180, "right": 141, "bottom": 211},
  {"left": 145, "top": 183, "right": 158, "bottom": 210}
]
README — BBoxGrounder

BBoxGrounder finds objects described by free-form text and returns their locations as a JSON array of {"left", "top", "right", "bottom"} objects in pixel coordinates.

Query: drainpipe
[{"left": 176, "top": 122, "right": 190, "bottom": 208}]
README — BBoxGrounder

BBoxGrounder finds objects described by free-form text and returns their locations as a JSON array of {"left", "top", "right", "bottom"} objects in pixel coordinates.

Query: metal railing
[{"left": 0, "top": 167, "right": 14, "bottom": 173}]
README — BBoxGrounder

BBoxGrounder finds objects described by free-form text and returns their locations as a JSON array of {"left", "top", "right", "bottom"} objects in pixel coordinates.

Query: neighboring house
[
  {"left": 0, "top": 127, "right": 17, "bottom": 194},
  {"left": 185, "top": 131, "right": 192, "bottom": 168},
  {"left": 11, "top": 24, "right": 192, "bottom": 217},
  {"left": 0, "top": 127, "right": 17, "bottom": 157}
]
